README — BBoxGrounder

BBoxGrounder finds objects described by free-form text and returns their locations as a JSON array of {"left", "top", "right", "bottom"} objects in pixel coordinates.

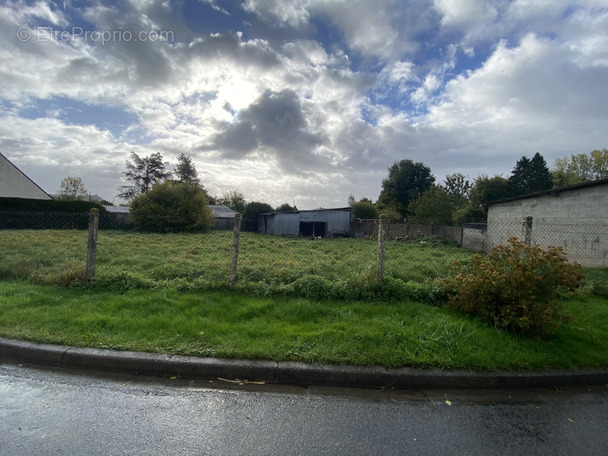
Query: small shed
[
  {"left": 209, "top": 204, "right": 237, "bottom": 230},
  {"left": 258, "top": 207, "right": 352, "bottom": 237}
]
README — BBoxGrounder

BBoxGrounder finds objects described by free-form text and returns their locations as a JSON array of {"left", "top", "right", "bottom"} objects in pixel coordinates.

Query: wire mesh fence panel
[
  {"left": 487, "top": 218, "right": 608, "bottom": 267},
  {"left": 93, "top": 230, "right": 234, "bottom": 288},
  {"left": 3, "top": 209, "right": 605, "bottom": 294},
  {"left": 0, "top": 211, "right": 90, "bottom": 283},
  {"left": 0, "top": 210, "right": 90, "bottom": 230},
  {"left": 487, "top": 217, "right": 608, "bottom": 267},
  {"left": 237, "top": 214, "right": 472, "bottom": 291}
]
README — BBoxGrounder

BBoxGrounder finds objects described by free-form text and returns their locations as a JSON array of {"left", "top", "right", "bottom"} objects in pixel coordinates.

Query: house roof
[
  {"left": 103, "top": 205, "right": 130, "bottom": 214},
  {"left": 485, "top": 178, "right": 608, "bottom": 207},
  {"left": 102, "top": 204, "right": 238, "bottom": 218},
  {"left": 0, "top": 151, "right": 53, "bottom": 200},
  {"left": 209, "top": 204, "right": 237, "bottom": 218},
  {"left": 259, "top": 207, "right": 352, "bottom": 216}
]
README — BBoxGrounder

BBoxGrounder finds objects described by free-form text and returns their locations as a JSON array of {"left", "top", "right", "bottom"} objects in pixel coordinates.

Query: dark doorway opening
[{"left": 300, "top": 221, "right": 327, "bottom": 238}]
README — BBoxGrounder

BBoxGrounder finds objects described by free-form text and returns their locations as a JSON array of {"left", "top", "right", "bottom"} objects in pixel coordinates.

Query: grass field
[
  {"left": 1, "top": 229, "right": 607, "bottom": 370},
  {"left": 0, "top": 230, "right": 472, "bottom": 300}
]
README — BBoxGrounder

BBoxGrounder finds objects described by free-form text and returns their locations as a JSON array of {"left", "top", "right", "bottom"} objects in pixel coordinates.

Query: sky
[{"left": 1, "top": 0, "right": 608, "bottom": 209}]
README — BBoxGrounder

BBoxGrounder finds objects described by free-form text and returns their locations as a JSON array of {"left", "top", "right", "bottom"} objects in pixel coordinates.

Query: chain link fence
[
  {"left": 463, "top": 218, "right": 608, "bottom": 267},
  {"left": 1, "top": 209, "right": 605, "bottom": 297},
  {"left": 0, "top": 209, "right": 469, "bottom": 294}
]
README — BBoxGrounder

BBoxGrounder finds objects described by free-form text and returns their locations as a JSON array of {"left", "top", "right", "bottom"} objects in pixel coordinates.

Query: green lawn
[{"left": 0, "top": 282, "right": 607, "bottom": 371}]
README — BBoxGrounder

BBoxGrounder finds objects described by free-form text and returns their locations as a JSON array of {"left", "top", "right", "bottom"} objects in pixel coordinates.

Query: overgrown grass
[
  {"left": 0, "top": 230, "right": 470, "bottom": 301},
  {"left": 0, "top": 281, "right": 607, "bottom": 370}
]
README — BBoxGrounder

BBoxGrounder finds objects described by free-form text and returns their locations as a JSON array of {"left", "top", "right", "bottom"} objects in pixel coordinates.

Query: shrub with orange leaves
[{"left": 440, "top": 238, "right": 583, "bottom": 336}]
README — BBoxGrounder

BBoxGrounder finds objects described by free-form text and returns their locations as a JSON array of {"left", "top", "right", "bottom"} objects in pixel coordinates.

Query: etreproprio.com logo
[{"left": 17, "top": 26, "right": 174, "bottom": 45}]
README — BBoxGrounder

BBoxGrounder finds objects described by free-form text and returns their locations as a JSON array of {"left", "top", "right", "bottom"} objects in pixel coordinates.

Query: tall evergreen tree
[
  {"left": 507, "top": 153, "right": 553, "bottom": 197},
  {"left": 507, "top": 155, "right": 532, "bottom": 197},
  {"left": 529, "top": 152, "right": 554, "bottom": 190},
  {"left": 174, "top": 153, "right": 201, "bottom": 186}
]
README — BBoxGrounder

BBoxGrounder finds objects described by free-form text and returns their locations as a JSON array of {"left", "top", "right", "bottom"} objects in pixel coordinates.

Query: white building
[{"left": 0, "top": 152, "right": 52, "bottom": 200}]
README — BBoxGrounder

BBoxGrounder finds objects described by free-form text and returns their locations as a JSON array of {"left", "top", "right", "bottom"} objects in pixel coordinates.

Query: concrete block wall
[
  {"left": 487, "top": 182, "right": 608, "bottom": 266},
  {"left": 462, "top": 225, "right": 487, "bottom": 252}
]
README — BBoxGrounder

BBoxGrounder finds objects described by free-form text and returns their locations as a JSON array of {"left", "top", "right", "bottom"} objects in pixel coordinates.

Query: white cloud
[
  {"left": 244, "top": 0, "right": 421, "bottom": 61},
  {"left": 434, "top": 0, "right": 499, "bottom": 28},
  {"left": 375, "top": 61, "right": 418, "bottom": 95},
  {"left": 415, "top": 31, "right": 608, "bottom": 180},
  {"left": 242, "top": 0, "right": 311, "bottom": 28}
]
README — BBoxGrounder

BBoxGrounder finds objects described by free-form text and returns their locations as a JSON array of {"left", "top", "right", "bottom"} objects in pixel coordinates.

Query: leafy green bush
[
  {"left": 242, "top": 201, "right": 274, "bottom": 232},
  {"left": 351, "top": 201, "right": 379, "bottom": 219},
  {"left": 440, "top": 238, "right": 583, "bottom": 336},
  {"left": 586, "top": 280, "right": 608, "bottom": 298},
  {"left": 288, "top": 275, "right": 334, "bottom": 300},
  {"left": 130, "top": 182, "right": 214, "bottom": 233}
]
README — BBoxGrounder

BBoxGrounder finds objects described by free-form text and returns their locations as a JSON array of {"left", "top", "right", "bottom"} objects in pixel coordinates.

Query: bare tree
[{"left": 58, "top": 176, "right": 88, "bottom": 200}]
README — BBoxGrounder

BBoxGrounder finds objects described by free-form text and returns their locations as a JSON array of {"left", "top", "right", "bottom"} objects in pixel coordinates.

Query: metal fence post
[
  {"left": 230, "top": 213, "right": 242, "bottom": 285},
  {"left": 85, "top": 208, "right": 99, "bottom": 281},
  {"left": 523, "top": 216, "right": 533, "bottom": 245},
  {"left": 377, "top": 215, "right": 386, "bottom": 283}
]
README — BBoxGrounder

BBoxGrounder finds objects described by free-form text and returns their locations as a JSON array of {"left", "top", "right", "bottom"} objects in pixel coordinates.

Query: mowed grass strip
[{"left": 1, "top": 281, "right": 607, "bottom": 371}]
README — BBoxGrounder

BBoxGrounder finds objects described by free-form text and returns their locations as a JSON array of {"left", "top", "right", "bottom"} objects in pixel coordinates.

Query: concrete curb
[{"left": 2, "top": 337, "right": 608, "bottom": 390}]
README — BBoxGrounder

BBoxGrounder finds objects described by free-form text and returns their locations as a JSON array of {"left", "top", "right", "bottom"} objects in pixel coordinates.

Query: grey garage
[{"left": 258, "top": 207, "right": 352, "bottom": 237}]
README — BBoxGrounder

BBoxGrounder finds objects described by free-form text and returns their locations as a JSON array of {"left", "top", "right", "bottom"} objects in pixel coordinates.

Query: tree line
[
  {"left": 55, "top": 147, "right": 607, "bottom": 231},
  {"left": 115, "top": 152, "right": 296, "bottom": 232},
  {"left": 351, "top": 148, "right": 607, "bottom": 225}
]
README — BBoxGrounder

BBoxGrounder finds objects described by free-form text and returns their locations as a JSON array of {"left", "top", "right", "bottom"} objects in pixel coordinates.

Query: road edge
[{"left": 2, "top": 337, "right": 608, "bottom": 389}]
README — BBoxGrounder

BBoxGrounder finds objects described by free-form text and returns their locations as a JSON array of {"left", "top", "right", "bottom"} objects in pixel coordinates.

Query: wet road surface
[{"left": 1, "top": 361, "right": 607, "bottom": 455}]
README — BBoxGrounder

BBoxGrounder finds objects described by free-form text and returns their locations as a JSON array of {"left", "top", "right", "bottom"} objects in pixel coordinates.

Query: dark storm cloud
[{"left": 203, "top": 89, "right": 327, "bottom": 171}]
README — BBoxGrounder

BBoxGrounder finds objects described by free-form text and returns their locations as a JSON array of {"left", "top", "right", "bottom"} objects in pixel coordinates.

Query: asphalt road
[{"left": 1, "top": 361, "right": 607, "bottom": 456}]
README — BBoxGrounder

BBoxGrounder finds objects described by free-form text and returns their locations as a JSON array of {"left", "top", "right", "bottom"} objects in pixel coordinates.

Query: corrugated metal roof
[
  {"left": 259, "top": 207, "right": 352, "bottom": 216},
  {"left": 102, "top": 205, "right": 237, "bottom": 217},
  {"left": 103, "top": 205, "right": 130, "bottom": 214},
  {"left": 209, "top": 205, "right": 237, "bottom": 218}
]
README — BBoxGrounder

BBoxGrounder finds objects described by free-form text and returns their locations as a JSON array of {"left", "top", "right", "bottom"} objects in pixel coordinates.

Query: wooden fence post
[
  {"left": 85, "top": 208, "right": 99, "bottom": 281},
  {"left": 230, "top": 213, "right": 242, "bottom": 285},
  {"left": 523, "top": 216, "right": 533, "bottom": 245},
  {"left": 377, "top": 215, "right": 387, "bottom": 283}
]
